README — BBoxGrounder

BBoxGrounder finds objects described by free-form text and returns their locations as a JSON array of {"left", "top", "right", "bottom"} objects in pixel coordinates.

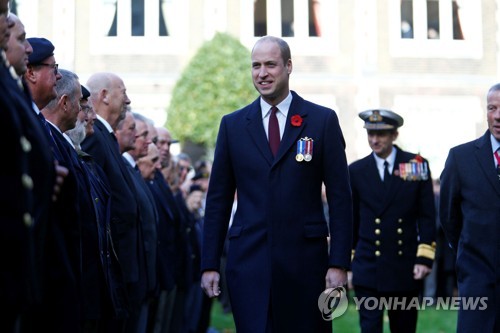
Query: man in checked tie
[
  {"left": 201, "top": 36, "right": 352, "bottom": 332},
  {"left": 440, "top": 83, "right": 500, "bottom": 333}
]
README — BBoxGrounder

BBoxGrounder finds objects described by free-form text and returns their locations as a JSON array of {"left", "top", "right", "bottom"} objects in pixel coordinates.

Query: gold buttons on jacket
[
  {"left": 375, "top": 218, "right": 381, "bottom": 224},
  {"left": 375, "top": 240, "right": 381, "bottom": 246},
  {"left": 21, "top": 174, "right": 33, "bottom": 190},
  {"left": 398, "top": 250, "right": 403, "bottom": 256},
  {"left": 398, "top": 218, "right": 403, "bottom": 223},
  {"left": 397, "top": 228, "right": 403, "bottom": 234},
  {"left": 375, "top": 250, "right": 381, "bottom": 257},
  {"left": 20, "top": 136, "right": 31, "bottom": 153},
  {"left": 398, "top": 240, "right": 403, "bottom": 245},
  {"left": 375, "top": 229, "right": 381, "bottom": 235},
  {"left": 23, "top": 213, "right": 33, "bottom": 227}
]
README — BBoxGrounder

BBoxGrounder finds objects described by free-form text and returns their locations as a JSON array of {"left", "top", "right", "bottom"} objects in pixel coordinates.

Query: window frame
[
  {"left": 389, "top": 0, "right": 483, "bottom": 59},
  {"left": 89, "top": 0, "right": 189, "bottom": 55}
]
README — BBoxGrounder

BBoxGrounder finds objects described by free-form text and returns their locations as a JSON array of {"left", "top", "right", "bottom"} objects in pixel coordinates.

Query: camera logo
[{"left": 318, "top": 286, "right": 348, "bottom": 321}]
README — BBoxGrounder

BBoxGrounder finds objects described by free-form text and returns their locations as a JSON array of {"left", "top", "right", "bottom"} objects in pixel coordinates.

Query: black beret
[
  {"left": 27, "top": 37, "right": 55, "bottom": 65},
  {"left": 81, "top": 85, "right": 91, "bottom": 99},
  {"left": 359, "top": 109, "right": 404, "bottom": 130}
]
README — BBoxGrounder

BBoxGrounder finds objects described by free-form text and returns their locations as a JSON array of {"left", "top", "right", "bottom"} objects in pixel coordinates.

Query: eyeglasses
[{"left": 36, "top": 63, "right": 59, "bottom": 75}]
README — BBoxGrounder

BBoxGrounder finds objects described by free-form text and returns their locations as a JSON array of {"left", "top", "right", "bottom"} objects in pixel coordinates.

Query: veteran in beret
[
  {"left": 25, "top": 37, "right": 61, "bottom": 111},
  {"left": 349, "top": 109, "right": 436, "bottom": 333}
]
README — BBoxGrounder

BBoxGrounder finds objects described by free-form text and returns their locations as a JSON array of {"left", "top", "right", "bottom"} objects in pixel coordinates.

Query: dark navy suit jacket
[
  {"left": 440, "top": 131, "right": 500, "bottom": 332},
  {"left": 201, "top": 91, "right": 353, "bottom": 333},
  {"left": 82, "top": 120, "right": 140, "bottom": 284}
]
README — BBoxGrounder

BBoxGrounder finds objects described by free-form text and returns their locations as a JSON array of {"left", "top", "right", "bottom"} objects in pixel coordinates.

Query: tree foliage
[{"left": 166, "top": 32, "right": 257, "bottom": 149}]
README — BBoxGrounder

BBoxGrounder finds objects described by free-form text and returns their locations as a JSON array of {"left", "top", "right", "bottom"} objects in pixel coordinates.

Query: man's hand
[
  {"left": 325, "top": 267, "right": 347, "bottom": 289},
  {"left": 52, "top": 161, "right": 69, "bottom": 202},
  {"left": 413, "top": 264, "right": 431, "bottom": 280},
  {"left": 201, "top": 270, "right": 221, "bottom": 298}
]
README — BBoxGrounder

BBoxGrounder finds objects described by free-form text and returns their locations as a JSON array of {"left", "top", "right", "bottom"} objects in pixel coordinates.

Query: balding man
[{"left": 81, "top": 72, "right": 138, "bottom": 331}]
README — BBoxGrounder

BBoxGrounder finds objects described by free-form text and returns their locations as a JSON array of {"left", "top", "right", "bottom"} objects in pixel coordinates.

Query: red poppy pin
[
  {"left": 414, "top": 154, "right": 423, "bottom": 163},
  {"left": 291, "top": 115, "right": 303, "bottom": 127}
]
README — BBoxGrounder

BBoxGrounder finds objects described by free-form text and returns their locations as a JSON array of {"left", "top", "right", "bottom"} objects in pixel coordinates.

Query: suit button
[
  {"left": 375, "top": 229, "right": 381, "bottom": 235},
  {"left": 398, "top": 240, "right": 403, "bottom": 245},
  {"left": 375, "top": 218, "right": 381, "bottom": 224},
  {"left": 23, "top": 213, "right": 33, "bottom": 227},
  {"left": 375, "top": 250, "right": 381, "bottom": 257},
  {"left": 20, "top": 136, "right": 32, "bottom": 152},
  {"left": 21, "top": 174, "right": 33, "bottom": 190},
  {"left": 398, "top": 250, "right": 403, "bottom": 256},
  {"left": 398, "top": 218, "right": 403, "bottom": 223},
  {"left": 397, "top": 228, "right": 403, "bottom": 234},
  {"left": 375, "top": 240, "right": 381, "bottom": 246}
]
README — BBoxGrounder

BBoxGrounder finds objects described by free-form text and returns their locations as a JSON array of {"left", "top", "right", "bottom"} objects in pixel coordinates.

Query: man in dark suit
[
  {"left": 82, "top": 72, "right": 139, "bottom": 332},
  {"left": 349, "top": 109, "right": 436, "bottom": 333},
  {"left": 201, "top": 35, "right": 353, "bottom": 333},
  {"left": 440, "top": 83, "right": 500, "bottom": 333}
]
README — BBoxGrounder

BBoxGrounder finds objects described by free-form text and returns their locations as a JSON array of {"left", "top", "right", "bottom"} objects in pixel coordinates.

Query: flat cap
[
  {"left": 27, "top": 37, "right": 54, "bottom": 65},
  {"left": 81, "top": 85, "right": 90, "bottom": 99},
  {"left": 359, "top": 109, "right": 404, "bottom": 130}
]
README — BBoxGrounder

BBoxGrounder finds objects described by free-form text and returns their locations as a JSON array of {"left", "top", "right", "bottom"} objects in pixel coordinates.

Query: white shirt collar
[
  {"left": 122, "top": 152, "right": 136, "bottom": 167},
  {"left": 373, "top": 146, "right": 397, "bottom": 172},
  {"left": 491, "top": 134, "right": 500, "bottom": 155},
  {"left": 260, "top": 91, "right": 292, "bottom": 118},
  {"left": 96, "top": 114, "right": 113, "bottom": 134}
]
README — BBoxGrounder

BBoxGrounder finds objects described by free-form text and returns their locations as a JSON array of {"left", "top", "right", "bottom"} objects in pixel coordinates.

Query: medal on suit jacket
[
  {"left": 296, "top": 137, "right": 314, "bottom": 162},
  {"left": 398, "top": 154, "right": 429, "bottom": 181}
]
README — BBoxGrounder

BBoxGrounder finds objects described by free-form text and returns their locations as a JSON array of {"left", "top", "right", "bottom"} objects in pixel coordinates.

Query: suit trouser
[{"left": 354, "top": 285, "right": 419, "bottom": 333}]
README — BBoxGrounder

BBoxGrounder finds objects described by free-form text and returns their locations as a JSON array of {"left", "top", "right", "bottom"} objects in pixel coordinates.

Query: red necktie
[
  {"left": 268, "top": 106, "right": 280, "bottom": 156},
  {"left": 494, "top": 150, "right": 500, "bottom": 180}
]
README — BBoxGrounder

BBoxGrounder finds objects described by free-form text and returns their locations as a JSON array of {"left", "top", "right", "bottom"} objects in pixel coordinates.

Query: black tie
[{"left": 383, "top": 160, "right": 391, "bottom": 188}]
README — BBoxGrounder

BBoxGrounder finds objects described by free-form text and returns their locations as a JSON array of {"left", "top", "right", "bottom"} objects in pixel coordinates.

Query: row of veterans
[{"left": 0, "top": 5, "right": 213, "bottom": 333}]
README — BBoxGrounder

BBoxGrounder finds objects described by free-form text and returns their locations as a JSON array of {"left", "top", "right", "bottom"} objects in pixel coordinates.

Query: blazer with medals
[
  {"left": 349, "top": 146, "right": 436, "bottom": 292},
  {"left": 440, "top": 131, "right": 500, "bottom": 332},
  {"left": 201, "top": 91, "right": 353, "bottom": 333}
]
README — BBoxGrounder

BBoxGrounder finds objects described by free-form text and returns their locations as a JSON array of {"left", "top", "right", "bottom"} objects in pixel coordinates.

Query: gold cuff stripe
[
  {"left": 351, "top": 250, "right": 355, "bottom": 261},
  {"left": 416, "top": 244, "right": 436, "bottom": 260}
]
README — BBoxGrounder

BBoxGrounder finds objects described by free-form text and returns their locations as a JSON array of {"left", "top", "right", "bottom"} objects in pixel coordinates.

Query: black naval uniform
[{"left": 350, "top": 109, "right": 436, "bottom": 333}]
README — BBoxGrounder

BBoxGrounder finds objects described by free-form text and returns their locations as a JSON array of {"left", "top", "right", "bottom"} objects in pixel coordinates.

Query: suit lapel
[
  {"left": 246, "top": 99, "right": 274, "bottom": 166},
  {"left": 474, "top": 133, "right": 500, "bottom": 196}
]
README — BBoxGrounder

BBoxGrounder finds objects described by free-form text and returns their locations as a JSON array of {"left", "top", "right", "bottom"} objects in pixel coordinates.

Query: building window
[
  {"left": 107, "top": 0, "right": 169, "bottom": 37},
  {"left": 253, "top": 0, "right": 322, "bottom": 37},
  {"left": 242, "top": 0, "right": 338, "bottom": 56},
  {"left": 90, "top": 0, "right": 188, "bottom": 55},
  {"left": 391, "top": 0, "right": 481, "bottom": 58},
  {"left": 400, "top": 0, "right": 464, "bottom": 40}
]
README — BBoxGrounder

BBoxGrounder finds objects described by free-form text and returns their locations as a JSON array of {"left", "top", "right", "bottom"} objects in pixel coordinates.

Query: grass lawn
[{"left": 208, "top": 293, "right": 458, "bottom": 333}]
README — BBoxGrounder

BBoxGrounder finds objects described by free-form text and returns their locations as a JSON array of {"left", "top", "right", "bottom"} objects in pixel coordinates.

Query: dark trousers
[{"left": 354, "top": 285, "right": 419, "bottom": 333}]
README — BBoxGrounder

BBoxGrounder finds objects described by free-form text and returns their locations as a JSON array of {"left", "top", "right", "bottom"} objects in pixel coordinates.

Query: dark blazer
[
  {"left": 440, "top": 130, "right": 500, "bottom": 332},
  {"left": 0, "top": 59, "right": 53, "bottom": 332},
  {"left": 349, "top": 146, "right": 435, "bottom": 292},
  {"left": 123, "top": 160, "right": 158, "bottom": 301},
  {"left": 201, "top": 91, "right": 353, "bottom": 333},
  {"left": 82, "top": 120, "right": 140, "bottom": 284},
  {"left": 147, "top": 170, "right": 181, "bottom": 291}
]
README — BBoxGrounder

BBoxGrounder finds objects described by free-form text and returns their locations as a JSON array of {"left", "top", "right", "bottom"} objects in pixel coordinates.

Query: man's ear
[
  {"left": 101, "top": 89, "right": 109, "bottom": 105},
  {"left": 58, "top": 94, "right": 68, "bottom": 111},
  {"left": 24, "top": 65, "right": 37, "bottom": 84}
]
